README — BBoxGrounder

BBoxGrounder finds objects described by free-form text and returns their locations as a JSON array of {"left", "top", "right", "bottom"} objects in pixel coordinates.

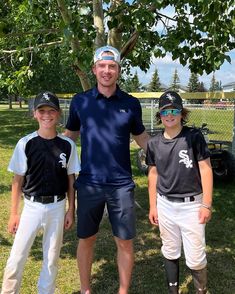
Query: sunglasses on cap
[{"left": 160, "top": 109, "right": 182, "bottom": 116}]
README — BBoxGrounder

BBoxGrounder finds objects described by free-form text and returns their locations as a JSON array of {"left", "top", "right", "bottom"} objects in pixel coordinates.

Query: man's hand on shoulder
[{"left": 133, "top": 131, "right": 150, "bottom": 152}]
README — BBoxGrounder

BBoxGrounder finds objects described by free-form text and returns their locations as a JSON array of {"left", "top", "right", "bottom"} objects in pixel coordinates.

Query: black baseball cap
[
  {"left": 34, "top": 91, "right": 60, "bottom": 111},
  {"left": 159, "top": 91, "right": 183, "bottom": 110}
]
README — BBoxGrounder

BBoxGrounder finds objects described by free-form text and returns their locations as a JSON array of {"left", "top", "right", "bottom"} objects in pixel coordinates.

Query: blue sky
[
  {"left": 126, "top": 3, "right": 235, "bottom": 89},
  {"left": 135, "top": 49, "right": 235, "bottom": 89}
]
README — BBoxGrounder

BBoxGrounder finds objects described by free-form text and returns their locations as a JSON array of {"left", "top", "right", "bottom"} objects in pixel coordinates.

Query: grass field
[{"left": 0, "top": 105, "right": 235, "bottom": 294}]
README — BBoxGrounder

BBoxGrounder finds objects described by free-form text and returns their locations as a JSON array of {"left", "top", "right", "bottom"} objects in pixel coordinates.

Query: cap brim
[
  {"left": 160, "top": 103, "right": 173, "bottom": 110},
  {"left": 160, "top": 103, "right": 182, "bottom": 110},
  {"left": 34, "top": 103, "right": 60, "bottom": 111}
]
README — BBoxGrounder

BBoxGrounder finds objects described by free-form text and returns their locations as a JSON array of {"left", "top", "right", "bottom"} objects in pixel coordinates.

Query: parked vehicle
[
  {"left": 215, "top": 99, "right": 234, "bottom": 110},
  {"left": 215, "top": 101, "right": 227, "bottom": 109}
]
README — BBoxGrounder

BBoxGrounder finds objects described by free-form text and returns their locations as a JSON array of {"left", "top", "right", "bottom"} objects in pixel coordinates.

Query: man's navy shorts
[{"left": 76, "top": 183, "right": 136, "bottom": 240}]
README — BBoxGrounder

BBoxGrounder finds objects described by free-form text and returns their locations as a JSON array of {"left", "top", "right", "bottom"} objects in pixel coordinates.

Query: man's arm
[
  {"left": 132, "top": 130, "right": 150, "bottom": 152},
  {"left": 64, "top": 129, "right": 80, "bottom": 142}
]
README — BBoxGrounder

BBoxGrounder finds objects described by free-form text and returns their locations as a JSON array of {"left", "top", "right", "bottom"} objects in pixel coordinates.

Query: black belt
[
  {"left": 159, "top": 194, "right": 201, "bottom": 203},
  {"left": 24, "top": 194, "right": 65, "bottom": 204}
]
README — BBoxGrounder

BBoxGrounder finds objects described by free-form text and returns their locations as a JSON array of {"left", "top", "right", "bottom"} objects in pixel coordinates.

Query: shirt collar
[{"left": 94, "top": 85, "right": 122, "bottom": 100}]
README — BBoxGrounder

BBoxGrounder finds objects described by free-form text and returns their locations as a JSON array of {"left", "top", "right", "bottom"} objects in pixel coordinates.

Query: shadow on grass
[
  {"left": 0, "top": 185, "right": 11, "bottom": 194},
  {"left": 0, "top": 108, "right": 37, "bottom": 148},
  {"left": 1, "top": 180, "right": 234, "bottom": 293},
  {"left": 54, "top": 180, "right": 235, "bottom": 293},
  {"left": 62, "top": 179, "right": 235, "bottom": 294},
  {"left": 1, "top": 110, "right": 234, "bottom": 293},
  {"left": 0, "top": 234, "right": 12, "bottom": 247}
]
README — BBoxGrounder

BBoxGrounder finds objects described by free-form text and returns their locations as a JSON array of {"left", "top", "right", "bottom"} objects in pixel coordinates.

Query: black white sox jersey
[
  {"left": 8, "top": 132, "right": 80, "bottom": 196},
  {"left": 146, "top": 126, "right": 210, "bottom": 198}
]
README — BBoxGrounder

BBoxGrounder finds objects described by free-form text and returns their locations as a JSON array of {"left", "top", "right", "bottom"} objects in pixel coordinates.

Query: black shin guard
[
  {"left": 191, "top": 267, "right": 207, "bottom": 294},
  {"left": 163, "top": 257, "right": 179, "bottom": 294}
]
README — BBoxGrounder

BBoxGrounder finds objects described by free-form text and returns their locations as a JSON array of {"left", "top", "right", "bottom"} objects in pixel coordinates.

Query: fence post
[
  {"left": 151, "top": 99, "right": 154, "bottom": 130},
  {"left": 232, "top": 100, "right": 235, "bottom": 155}
]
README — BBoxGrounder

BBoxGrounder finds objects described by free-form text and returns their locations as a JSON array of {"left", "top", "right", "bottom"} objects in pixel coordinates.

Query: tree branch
[
  {"left": 120, "top": 31, "right": 139, "bottom": 59},
  {"left": 0, "top": 40, "right": 63, "bottom": 54},
  {"left": 1, "top": 28, "right": 60, "bottom": 39}
]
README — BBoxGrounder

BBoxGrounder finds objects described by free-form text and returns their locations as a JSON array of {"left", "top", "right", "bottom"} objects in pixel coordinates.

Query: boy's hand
[
  {"left": 149, "top": 207, "right": 159, "bottom": 226},
  {"left": 8, "top": 214, "right": 20, "bottom": 234},
  {"left": 64, "top": 210, "right": 74, "bottom": 230},
  {"left": 198, "top": 207, "right": 212, "bottom": 224}
]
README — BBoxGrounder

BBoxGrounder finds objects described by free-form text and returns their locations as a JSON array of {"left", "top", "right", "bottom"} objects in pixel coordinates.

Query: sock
[{"left": 164, "top": 257, "right": 179, "bottom": 294}]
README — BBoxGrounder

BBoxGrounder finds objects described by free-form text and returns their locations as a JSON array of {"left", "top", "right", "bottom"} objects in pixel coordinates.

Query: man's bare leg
[
  {"left": 114, "top": 237, "right": 134, "bottom": 294},
  {"left": 77, "top": 235, "right": 97, "bottom": 294}
]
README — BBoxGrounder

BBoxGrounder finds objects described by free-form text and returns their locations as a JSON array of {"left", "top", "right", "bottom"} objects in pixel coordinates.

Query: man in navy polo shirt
[{"left": 65, "top": 45, "right": 149, "bottom": 294}]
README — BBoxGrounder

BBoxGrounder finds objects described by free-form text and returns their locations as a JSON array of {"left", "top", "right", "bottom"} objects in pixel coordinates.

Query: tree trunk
[
  {"left": 93, "top": 0, "right": 105, "bottom": 49},
  {"left": 56, "top": 0, "right": 91, "bottom": 91},
  {"left": 8, "top": 95, "right": 13, "bottom": 109},
  {"left": 19, "top": 97, "right": 22, "bottom": 108},
  {"left": 108, "top": 0, "right": 123, "bottom": 50}
]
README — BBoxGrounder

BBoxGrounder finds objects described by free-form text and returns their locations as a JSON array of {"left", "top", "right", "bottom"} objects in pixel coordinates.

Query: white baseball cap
[{"left": 94, "top": 45, "right": 121, "bottom": 64}]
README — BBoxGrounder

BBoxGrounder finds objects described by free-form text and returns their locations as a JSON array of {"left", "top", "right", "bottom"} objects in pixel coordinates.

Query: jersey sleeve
[
  {"left": 8, "top": 138, "right": 27, "bottom": 175},
  {"left": 193, "top": 130, "right": 211, "bottom": 161},
  {"left": 67, "top": 140, "right": 81, "bottom": 175},
  {"left": 146, "top": 139, "right": 157, "bottom": 166}
]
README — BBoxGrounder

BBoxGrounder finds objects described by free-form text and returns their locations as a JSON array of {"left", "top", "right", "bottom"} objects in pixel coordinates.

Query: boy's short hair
[
  {"left": 34, "top": 92, "right": 60, "bottom": 111},
  {"left": 94, "top": 45, "right": 121, "bottom": 64}
]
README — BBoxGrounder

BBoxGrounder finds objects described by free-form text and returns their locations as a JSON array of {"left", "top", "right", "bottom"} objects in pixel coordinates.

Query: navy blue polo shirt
[{"left": 66, "top": 86, "right": 145, "bottom": 187}]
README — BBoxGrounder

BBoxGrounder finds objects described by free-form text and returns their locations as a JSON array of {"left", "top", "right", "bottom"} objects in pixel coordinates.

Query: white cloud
[
  {"left": 135, "top": 50, "right": 235, "bottom": 89},
  {"left": 151, "top": 54, "right": 179, "bottom": 65},
  {"left": 126, "top": 3, "right": 235, "bottom": 90}
]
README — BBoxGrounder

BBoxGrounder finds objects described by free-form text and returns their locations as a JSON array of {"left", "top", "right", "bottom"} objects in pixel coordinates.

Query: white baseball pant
[
  {"left": 157, "top": 194, "right": 207, "bottom": 270},
  {"left": 1, "top": 198, "right": 65, "bottom": 294}
]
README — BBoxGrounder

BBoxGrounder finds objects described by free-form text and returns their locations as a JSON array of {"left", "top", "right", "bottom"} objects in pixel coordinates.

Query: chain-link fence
[
  {"left": 59, "top": 99, "right": 71, "bottom": 126},
  {"left": 139, "top": 99, "right": 235, "bottom": 143},
  {"left": 29, "top": 95, "right": 235, "bottom": 153}
]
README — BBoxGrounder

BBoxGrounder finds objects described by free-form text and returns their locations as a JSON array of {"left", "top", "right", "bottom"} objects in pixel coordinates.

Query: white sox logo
[
  {"left": 179, "top": 150, "right": 193, "bottom": 168},
  {"left": 166, "top": 93, "right": 176, "bottom": 102},
  {"left": 59, "top": 153, "right": 66, "bottom": 168},
  {"left": 42, "top": 93, "right": 50, "bottom": 100}
]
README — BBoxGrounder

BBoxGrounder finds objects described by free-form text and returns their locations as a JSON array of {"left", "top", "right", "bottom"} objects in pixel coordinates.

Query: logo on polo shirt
[
  {"left": 59, "top": 153, "right": 66, "bottom": 168},
  {"left": 119, "top": 109, "right": 127, "bottom": 113}
]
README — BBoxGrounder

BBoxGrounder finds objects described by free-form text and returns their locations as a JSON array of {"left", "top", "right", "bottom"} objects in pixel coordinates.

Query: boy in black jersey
[
  {"left": 146, "top": 91, "right": 213, "bottom": 294},
  {"left": 1, "top": 92, "right": 80, "bottom": 294}
]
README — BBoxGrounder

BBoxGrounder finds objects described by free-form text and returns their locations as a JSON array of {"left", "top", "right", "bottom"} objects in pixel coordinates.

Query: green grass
[{"left": 0, "top": 105, "right": 235, "bottom": 294}]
